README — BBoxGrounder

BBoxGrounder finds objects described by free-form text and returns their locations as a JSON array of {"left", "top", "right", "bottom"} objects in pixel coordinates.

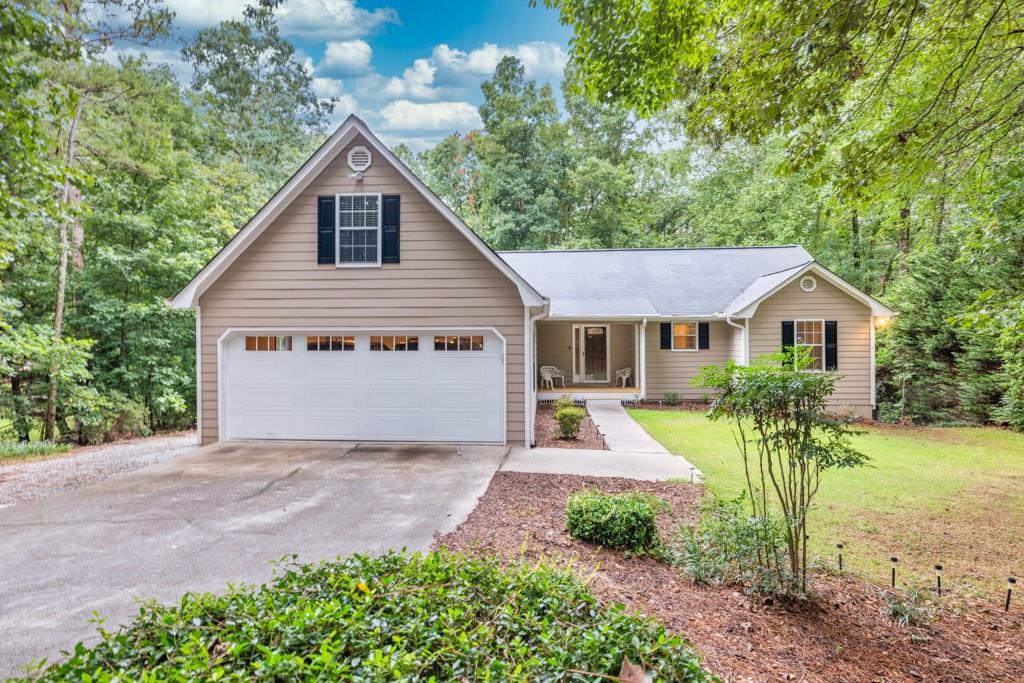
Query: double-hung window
[
  {"left": 795, "top": 320, "right": 824, "bottom": 370},
  {"left": 336, "top": 193, "right": 381, "bottom": 266},
  {"left": 671, "top": 322, "right": 698, "bottom": 351}
]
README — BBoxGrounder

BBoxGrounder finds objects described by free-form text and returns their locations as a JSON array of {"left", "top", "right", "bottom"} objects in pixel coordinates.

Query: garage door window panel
[
  {"left": 337, "top": 193, "right": 381, "bottom": 266},
  {"left": 306, "top": 335, "right": 355, "bottom": 351},
  {"left": 434, "top": 335, "right": 484, "bottom": 351},
  {"left": 371, "top": 335, "right": 419, "bottom": 351},
  {"left": 246, "top": 335, "right": 292, "bottom": 352}
]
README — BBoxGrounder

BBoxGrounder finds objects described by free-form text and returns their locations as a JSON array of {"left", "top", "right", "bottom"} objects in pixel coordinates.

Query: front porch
[
  {"left": 534, "top": 320, "right": 645, "bottom": 401},
  {"left": 537, "top": 384, "right": 641, "bottom": 401}
]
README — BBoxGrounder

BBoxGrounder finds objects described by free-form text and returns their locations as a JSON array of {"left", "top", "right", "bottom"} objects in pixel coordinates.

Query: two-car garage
[{"left": 220, "top": 329, "right": 505, "bottom": 443}]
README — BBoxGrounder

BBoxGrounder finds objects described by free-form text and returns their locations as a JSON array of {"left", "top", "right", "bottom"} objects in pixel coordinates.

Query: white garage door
[{"left": 222, "top": 330, "right": 504, "bottom": 443}]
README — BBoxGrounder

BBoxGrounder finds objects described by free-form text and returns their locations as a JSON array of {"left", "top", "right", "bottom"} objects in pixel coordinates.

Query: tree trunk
[
  {"left": 44, "top": 95, "right": 86, "bottom": 441},
  {"left": 851, "top": 209, "right": 862, "bottom": 289},
  {"left": 897, "top": 204, "right": 911, "bottom": 275}
]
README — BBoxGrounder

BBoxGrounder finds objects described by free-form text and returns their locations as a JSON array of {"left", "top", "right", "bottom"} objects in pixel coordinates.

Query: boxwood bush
[
  {"left": 23, "top": 551, "right": 712, "bottom": 681},
  {"left": 566, "top": 490, "right": 661, "bottom": 552}
]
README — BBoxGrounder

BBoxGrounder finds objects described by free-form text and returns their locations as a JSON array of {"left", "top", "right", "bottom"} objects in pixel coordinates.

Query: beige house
[{"left": 170, "top": 116, "right": 896, "bottom": 447}]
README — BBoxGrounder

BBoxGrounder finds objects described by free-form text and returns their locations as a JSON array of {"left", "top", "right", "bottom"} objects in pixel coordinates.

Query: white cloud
[
  {"left": 313, "top": 77, "right": 345, "bottom": 98},
  {"left": 164, "top": 0, "right": 243, "bottom": 28},
  {"left": 431, "top": 41, "right": 567, "bottom": 80},
  {"left": 276, "top": 0, "right": 398, "bottom": 40},
  {"left": 166, "top": 0, "right": 398, "bottom": 40},
  {"left": 101, "top": 44, "right": 193, "bottom": 83},
  {"left": 319, "top": 39, "right": 372, "bottom": 76},
  {"left": 378, "top": 100, "right": 481, "bottom": 132},
  {"left": 354, "top": 58, "right": 443, "bottom": 102}
]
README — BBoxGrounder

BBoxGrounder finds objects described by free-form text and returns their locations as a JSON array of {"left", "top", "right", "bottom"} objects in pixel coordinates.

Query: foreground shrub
[
  {"left": 566, "top": 490, "right": 660, "bottom": 551},
  {"left": 668, "top": 494, "right": 790, "bottom": 593},
  {"left": 556, "top": 405, "right": 586, "bottom": 438},
  {"left": 0, "top": 440, "right": 71, "bottom": 462},
  {"left": 663, "top": 391, "right": 682, "bottom": 406},
  {"left": 23, "top": 551, "right": 712, "bottom": 682}
]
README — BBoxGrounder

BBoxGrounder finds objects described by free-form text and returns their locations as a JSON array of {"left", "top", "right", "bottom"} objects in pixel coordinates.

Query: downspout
[
  {"left": 725, "top": 316, "right": 747, "bottom": 365},
  {"left": 525, "top": 304, "right": 549, "bottom": 447}
]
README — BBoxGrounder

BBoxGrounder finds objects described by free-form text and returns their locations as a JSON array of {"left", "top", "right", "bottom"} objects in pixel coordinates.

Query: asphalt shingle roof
[{"left": 498, "top": 246, "right": 814, "bottom": 317}]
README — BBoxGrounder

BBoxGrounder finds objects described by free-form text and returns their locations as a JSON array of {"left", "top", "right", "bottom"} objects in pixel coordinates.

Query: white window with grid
[
  {"left": 336, "top": 193, "right": 381, "bottom": 266},
  {"left": 795, "top": 320, "right": 824, "bottom": 370}
]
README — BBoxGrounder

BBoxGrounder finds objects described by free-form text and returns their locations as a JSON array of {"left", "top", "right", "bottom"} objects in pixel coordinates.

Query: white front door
[
  {"left": 222, "top": 330, "right": 505, "bottom": 442},
  {"left": 572, "top": 324, "right": 610, "bottom": 384}
]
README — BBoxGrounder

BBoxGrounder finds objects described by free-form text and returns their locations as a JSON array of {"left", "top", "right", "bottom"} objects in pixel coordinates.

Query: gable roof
[
  {"left": 722, "top": 260, "right": 897, "bottom": 317},
  {"left": 498, "top": 246, "right": 895, "bottom": 318},
  {"left": 169, "top": 115, "right": 545, "bottom": 309}
]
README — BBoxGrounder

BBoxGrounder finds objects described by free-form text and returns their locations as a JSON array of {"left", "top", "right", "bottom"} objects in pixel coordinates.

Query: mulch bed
[
  {"left": 534, "top": 403, "right": 608, "bottom": 449},
  {"left": 435, "top": 472, "right": 1023, "bottom": 683}
]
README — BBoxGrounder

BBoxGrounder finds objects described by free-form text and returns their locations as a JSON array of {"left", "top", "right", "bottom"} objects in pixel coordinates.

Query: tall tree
[{"left": 182, "top": 0, "right": 334, "bottom": 187}]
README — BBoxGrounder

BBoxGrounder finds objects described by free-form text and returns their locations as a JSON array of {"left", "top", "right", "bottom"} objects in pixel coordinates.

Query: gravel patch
[{"left": 0, "top": 431, "right": 199, "bottom": 507}]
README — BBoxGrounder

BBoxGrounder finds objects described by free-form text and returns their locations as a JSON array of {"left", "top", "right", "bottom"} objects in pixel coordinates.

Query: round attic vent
[
  {"left": 347, "top": 146, "right": 372, "bottom": 172},
  {"left": 800, "top": 275, "right": 817, "bottom": 292}
]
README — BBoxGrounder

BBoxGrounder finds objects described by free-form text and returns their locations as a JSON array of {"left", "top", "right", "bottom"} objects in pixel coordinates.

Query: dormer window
[{"left": 337, "top": 193, "right": 381, "bottom": 266}]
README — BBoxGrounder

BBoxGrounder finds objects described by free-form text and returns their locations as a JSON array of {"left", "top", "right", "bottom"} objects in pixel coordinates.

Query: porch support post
[{"left": 639, "top": 319, "right": 647, "bottom": 400}]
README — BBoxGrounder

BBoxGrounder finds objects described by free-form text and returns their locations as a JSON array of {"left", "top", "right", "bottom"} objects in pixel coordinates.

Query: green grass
[
  {"left": 0, "top": 439, "right": 72, "bottom": 464},
  {"left": 629, "top": 408, "right": 1024, "bottom": 591}
]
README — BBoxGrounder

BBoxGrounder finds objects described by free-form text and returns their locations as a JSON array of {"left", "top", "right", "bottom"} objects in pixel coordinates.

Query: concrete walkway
[
  {"left": 586, "top": 400, "right": 671, "bottom": 452},
  {"left": 503, "top": 400, "right": 704, "bottom": 482}
]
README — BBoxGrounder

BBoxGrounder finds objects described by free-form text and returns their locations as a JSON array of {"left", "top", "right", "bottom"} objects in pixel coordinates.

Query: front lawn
[{"left": 629, "top": 409, "right": 1024, "bottom": 590}]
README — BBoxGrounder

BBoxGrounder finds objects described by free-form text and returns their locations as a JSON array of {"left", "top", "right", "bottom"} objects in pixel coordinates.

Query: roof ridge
[{"left": 498, "top": 245, "right": 807, "bottom": 254}]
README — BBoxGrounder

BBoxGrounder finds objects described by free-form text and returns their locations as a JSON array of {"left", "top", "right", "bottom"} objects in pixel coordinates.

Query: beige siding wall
[
  {"left": 644, "top": 321, "right": 734, "bottom": 399},
  {"left": 535, "top": 321, "right": 636, "bottom": 384},
  {"left": 747, "top": 277, "right": 873, "bottom": 416},
  {"left": 198, "top": 134, "right": 527, "bottom": 445}
]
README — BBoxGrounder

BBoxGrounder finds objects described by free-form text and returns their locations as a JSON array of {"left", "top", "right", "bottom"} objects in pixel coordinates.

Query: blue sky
[{"left": 116, "top": 0, "right": 572, "bottom": 151}]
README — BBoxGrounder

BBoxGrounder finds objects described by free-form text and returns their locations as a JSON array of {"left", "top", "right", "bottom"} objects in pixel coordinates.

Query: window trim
[
  {"left": 335, "top": 192, "right": 382, "bottom": 268},
  {"left": 670, "top": 321, "right": 699, "bottom": 352},
  {"left": 793, "top": 318, "right": 826, "bottom": 372}
]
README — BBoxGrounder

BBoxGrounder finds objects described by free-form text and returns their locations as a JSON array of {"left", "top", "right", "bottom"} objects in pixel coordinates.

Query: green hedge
[
  {"left": 0, "top": 440, "right": 71, "bottom": 463},
  {"left": 23, "top": 551, "right": 712, "bottom": 681},
  {"left": 566, "top": 490, "right": 661, "bottom": 552}
]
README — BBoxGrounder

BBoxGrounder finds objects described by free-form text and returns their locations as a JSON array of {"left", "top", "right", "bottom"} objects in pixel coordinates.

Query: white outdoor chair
[
  {"left": 539, "top": 366, "right": 566, "bottom": 390},
  {"left": 615, "top": 367, "right": 633, "bottom": 387}
]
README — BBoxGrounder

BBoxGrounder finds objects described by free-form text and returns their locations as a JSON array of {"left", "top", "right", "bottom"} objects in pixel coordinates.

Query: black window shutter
[
  {"left": 781, "top": 320, "right": 795, "bottom": 350},
  {"left": 698, "top": 322, "right": 710, "bottom": 350},
  {"left": 825, "top": 320, "right": 838, "bottom": 370},
  {"left": 317, "top": 196, "right": 335, "bottom": 264},
  {"left": 660, "top": 323, "right": 671, "bottom": 349},
  {"left": 381, "top": 194, "right": 400, "bottom": 264}
]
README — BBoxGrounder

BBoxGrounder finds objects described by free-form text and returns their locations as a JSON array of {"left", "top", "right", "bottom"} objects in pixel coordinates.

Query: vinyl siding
[
  {"left": 747, "top": 277, "right": 872, "bottom": 416},
  {"left": 198, "top": 134, "right": 526, "bottom": 445},
  {"left": 645, "top": 321, "right": 733, "bottom": 399},
  {"left": 535, "top": 321, "right": 637, "bottom": 384}
]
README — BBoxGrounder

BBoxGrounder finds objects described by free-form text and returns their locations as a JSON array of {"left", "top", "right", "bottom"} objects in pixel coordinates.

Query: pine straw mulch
[
  {"left": 534, "top": 403, "right": 608, "bottom": 450},
  {"left": 434, "top": 472, "right": 1023, "bottom": 683}
]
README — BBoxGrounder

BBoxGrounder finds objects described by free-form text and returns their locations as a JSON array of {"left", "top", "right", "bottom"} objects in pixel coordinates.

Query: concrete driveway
[{"left": 0, "top": 441, "right": 506, "bottom": 677}]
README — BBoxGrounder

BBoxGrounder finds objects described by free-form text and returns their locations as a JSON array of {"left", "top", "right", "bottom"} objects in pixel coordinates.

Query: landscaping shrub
[
  {"left": 0, "top": 440, "right": 71, "bottom": 463},
  {"left": 555, "top": 405, "right": 586, "bottom": 439},
  {"left": 552, "top": 396, "right": 577, "bottom": 413},
  {"left": 565, "top": 490, "right": 660, "bottom": 552},
  {"left": 668, "top": 494, "right": 790, "bottom": 593},
  {"left": 883, "top": 585, "right": 937, "bottom": 627},
  {"left": 22, "top": 551, "right": 713, "bottom": 682},
  {"left": 663, "top": 391, "right": 682, "bottom": 406},
  {"left": 68, "top": 389, "right": 151, "bottom": 444}
]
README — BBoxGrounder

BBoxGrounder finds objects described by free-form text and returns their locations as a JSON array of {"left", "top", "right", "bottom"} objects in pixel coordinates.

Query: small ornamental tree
[{"left": 694, "top": 354, "right": 868, "bottom": 593}]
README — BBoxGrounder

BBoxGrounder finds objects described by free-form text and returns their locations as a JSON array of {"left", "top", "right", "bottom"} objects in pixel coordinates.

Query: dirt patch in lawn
[
  {"left": 534, "top": 404, "right": 607, "bottom": 450},
  {"left": 435, "top": 472, "right": 1023, "bottom": 683}
]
